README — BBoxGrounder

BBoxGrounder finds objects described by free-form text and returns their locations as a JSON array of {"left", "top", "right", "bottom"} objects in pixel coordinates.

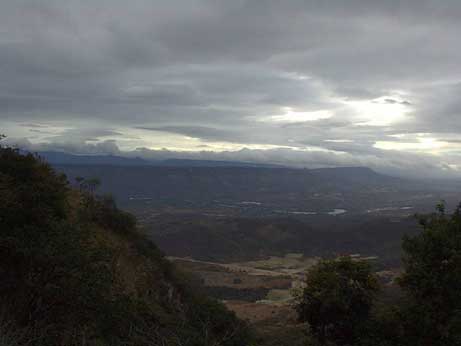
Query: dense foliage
[
  {"left": 296, "top": 202, "right": 461, "bottom": 346},
  {"left": 0, "top": 146, "right": 251, "bottom": 346},
  {"left": 398, "top": 203, "right": 461, "bottom": 345},
  {"left": 296, "top": 257, "right": 379, "bottom": 346}
]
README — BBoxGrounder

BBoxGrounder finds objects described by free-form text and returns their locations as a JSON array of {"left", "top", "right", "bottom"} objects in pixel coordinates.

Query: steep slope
[{"left": 0, "top": 148, "right": 251, "bottom": 346}]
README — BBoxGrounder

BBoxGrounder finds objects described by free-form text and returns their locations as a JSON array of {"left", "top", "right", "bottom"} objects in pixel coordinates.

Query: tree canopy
[
  {"left": 296, "top": 257, "right": 379, "bottom": 346},
  {"left": 398, "top": 203, "right": 461, "bottom": 345}
]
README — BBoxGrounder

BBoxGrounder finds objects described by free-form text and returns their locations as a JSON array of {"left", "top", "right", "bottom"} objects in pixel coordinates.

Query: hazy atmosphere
[{"left": 2, "top": 0, "right": 461, "bottom": 178}]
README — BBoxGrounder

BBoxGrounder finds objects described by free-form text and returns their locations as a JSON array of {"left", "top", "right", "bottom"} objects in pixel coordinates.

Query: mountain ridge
[{"left": 35, "top": 150, "right": 284, "bottom": 168}]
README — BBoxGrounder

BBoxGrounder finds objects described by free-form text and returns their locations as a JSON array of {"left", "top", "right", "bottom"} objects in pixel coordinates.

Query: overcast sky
[{"left": 2, "top": 0, "right": 461, "bottom": 178}]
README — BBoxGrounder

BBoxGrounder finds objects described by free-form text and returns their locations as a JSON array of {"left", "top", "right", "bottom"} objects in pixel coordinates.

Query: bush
[
  {"left": 296, "top": 257, "right": 379, "bottom": 346},
  {"left": 397, "top": 202, "right": 461, "bottom": 345}
]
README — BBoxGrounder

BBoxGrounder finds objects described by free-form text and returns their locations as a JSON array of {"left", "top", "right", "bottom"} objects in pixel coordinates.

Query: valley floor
[{"left": 171, "top": 253, "right": 400, "bottom": 345}]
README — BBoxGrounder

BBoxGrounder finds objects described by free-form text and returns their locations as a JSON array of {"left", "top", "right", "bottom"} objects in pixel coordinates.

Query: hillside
[{"left": 0, "top": 148, "right": 251, "bottom": 346}]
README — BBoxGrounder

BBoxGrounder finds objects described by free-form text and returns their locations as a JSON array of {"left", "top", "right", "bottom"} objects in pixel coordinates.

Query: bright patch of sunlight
[
  {"left": 374, "top": 137, "right": 449, "bottom": 152},
  {"left": 131, "top": 127, "right": 306, "bottom": 152},
  {"left": 324, "top": 139, "right": 354, "bottom": 143},
  {"left": 344, "top": 96, "right": 411, "bottom": 126},
  {"left": 267, "top": 107, "right": 332, "bottom": 123}
]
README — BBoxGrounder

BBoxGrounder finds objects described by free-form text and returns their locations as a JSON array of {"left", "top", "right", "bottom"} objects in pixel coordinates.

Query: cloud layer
[{"left": 2, "top": 0, "right": 461, "bottom": 178}]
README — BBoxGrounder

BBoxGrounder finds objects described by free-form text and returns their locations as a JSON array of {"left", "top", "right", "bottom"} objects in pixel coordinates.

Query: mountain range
[
  {"left": 34, "top": 150, "right": 459, "bottom": 217},
  {"left": 36, "top": 151, "right": 282, "bottom": 168}
]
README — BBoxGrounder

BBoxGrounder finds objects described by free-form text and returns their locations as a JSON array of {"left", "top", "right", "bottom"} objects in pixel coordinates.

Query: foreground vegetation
[
  {"left": 296, "top": 202, "right": 461, "bottom": 346},
  {"left": 0, "top": 145, "right": 252, "bottom": 346}
]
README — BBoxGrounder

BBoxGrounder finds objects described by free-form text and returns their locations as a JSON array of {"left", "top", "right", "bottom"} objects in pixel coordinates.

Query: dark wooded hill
[{"left": 0, "top": 148, "right": 251, "bottom": 346}]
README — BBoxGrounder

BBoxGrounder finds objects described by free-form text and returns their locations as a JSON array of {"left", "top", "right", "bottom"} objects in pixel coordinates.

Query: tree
[
  {"left": 85, "top": 177, "right": 101, "bottom": 194},
  {"left": 398, "top": 202, "right": 461, "bottom": 345},
  {"left": 296, "top": 257, "right": 379, "bottom": 346},
  {"left": 75, "top": 177, "right": 101, "bottom": 194},
  {"left": 75, "top": 176, "right": 85, "bottom": 191}
]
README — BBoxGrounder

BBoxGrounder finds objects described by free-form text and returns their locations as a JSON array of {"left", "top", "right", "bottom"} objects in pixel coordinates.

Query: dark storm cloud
[
  {"left": 1, "top": 0, "right": 461, "bottom": 177},
  {"left": 383, "top": 99, "right": 412, "bottom": 105}
]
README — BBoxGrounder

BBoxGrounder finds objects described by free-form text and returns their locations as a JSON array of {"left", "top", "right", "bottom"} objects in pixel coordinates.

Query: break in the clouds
[{"left": 2, "top": 0, "right": 461, "bottom": 178}]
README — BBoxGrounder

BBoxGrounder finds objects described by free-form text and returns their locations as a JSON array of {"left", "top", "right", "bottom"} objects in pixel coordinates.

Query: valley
[
  {"left": 169, "top": 252, "right": 400, "bottom": 346},
  {"left": 51, "top": 162, "right": 459, "bottom": 344},
  {"left": 170, "top": 254, "right": 314, "bottom": 345},
  {"left": 56, "top": 164, "right": 461, "bottom": 220}
]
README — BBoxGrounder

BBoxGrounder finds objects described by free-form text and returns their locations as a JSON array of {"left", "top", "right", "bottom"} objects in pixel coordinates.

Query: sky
[{"left": 1, "top": 0, "right": 461, "bottom": 178}]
